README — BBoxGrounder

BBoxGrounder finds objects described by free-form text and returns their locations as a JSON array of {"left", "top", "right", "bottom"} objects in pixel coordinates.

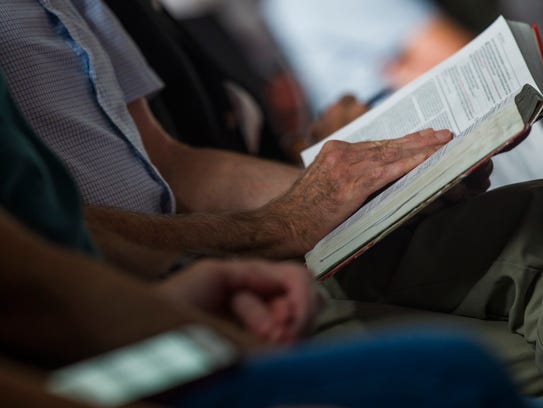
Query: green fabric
[{"left": 0, "top": 72, "right": 97, "bottom": 256}]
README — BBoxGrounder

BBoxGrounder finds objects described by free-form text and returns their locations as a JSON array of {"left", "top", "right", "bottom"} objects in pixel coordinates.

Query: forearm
[
  {"left": 84, "top": 204, "right": 305, "bottom": 260},
  {"left": 163, "top": 143, "right": 301, "bottom": 212},
  {"left": 86, "top": 222, "right": 180, "bottom": 280},
  {"left": 129, "top": 98, "right": 302, "bottom": 212}
]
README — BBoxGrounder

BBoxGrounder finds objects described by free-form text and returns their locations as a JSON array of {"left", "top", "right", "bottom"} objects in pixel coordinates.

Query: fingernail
[
  {"left": 419, "top": 128, "right": 434, "bottom": 137},
  {"left": 435, "top": 129, "right": 452, "bottom": 141}
]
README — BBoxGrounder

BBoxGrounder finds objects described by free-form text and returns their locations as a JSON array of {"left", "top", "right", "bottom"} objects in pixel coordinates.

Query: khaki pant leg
[{"left": 329, "top": 180, "right": 543, "bottom": 369}]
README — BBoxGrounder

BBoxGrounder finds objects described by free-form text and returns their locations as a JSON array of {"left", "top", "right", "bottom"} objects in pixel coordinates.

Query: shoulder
[{"left": 71, "top": 0, "right": 165, "bottom": 102}]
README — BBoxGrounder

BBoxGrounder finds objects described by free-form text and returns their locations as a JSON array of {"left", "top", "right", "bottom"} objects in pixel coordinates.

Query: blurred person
[
  {"left": 260, "top": 0, "right": 543, "bottom": 188},
  {"left": 105, "top": 0, "right": 315, "bottom": 163},
  {"left": 260, "top": 0, "right": 440, "bottom": 113},
  {"left": 0, "top": 195, "right": 532, "bottom": 407},
  {"left": 0, "top": 59, "right": 314, "bottom": 350},
  {"left": 385, "top": 0, "right": 543, "bottom": 89},
  {"left": 386, "top": 0, "right": 543, "bottom": 188},
  {"left": 1, "top": 207, "right": 536, "bottom": 408},
  {"left": 120, "top": 0, "right": 367, "bottom": 161}
]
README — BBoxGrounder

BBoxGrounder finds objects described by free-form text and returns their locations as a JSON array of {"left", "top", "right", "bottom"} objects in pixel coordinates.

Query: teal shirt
[{"left": 0, "top": 73, "right": 98, "bottom": 257}]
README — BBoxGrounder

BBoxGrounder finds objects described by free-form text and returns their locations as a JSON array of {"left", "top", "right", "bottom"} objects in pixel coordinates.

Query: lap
[
  {"left": 328, "top": 180, "right": 543, "bottom": 373},
  {"left": 333, "top": 181, "right": 543, "bottom": 308},
  {"left": 315, "top": 299, "right": 543, "bottom": 397}
]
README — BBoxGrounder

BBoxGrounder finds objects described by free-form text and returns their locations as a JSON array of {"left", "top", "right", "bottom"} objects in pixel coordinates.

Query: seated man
[
  {"left": 0, "top": 0, "right": 448, "bottom": 264},
  {"left": 0, "top": 67, "right": 532, "bottom": 408},
  {"left": 103, "top": 0, "right": 313, "bottom": 162},
  {"left": 2, "top": 0, "right": 543, "bottom": 395}
]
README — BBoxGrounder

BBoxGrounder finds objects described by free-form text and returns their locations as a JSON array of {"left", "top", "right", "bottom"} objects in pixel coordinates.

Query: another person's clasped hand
[{"left": 155, "top": 259, "right": 319, "bottom": 344}]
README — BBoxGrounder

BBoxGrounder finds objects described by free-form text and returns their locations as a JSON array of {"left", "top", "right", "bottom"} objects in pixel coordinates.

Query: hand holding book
[
  {"left": 265, "top": 128, "right": 452, "bottom": 256},
  {"left": 301, "top": 17, "right": 543, "bottom": 278}
]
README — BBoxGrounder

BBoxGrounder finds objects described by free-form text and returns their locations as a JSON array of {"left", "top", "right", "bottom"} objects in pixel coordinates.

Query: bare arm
[
  {"left": 128, "top": 98, "right": 301, "bottom": 212},
  {"left": 85, "top": 127, "right": 452, "bottom": 259},
  {"left": 86, "top": 221, "right": 181, "bottom": 280},
  {"left": 84, "top": 205, "right": 297, "bottom": 259}
]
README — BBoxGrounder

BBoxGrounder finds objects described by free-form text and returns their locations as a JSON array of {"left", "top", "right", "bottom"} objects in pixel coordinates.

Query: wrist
[
  {"left": 228, "top": 205, "right": 305, "bottom": 259},
  {"left": 252, "top": 200, "right": 314, "bottom": 258}
]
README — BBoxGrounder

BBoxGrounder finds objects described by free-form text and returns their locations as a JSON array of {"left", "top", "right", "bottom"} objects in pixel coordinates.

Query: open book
[{"left": 302, "top": 16, "right": 543, "bottom": 280}]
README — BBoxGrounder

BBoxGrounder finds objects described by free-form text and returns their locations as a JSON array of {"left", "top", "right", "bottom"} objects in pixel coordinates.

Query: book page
[
  {"left": 306, "top": 96, "right": 526, "bottom": 276},
  {"left": 301, "top": 17, "right": 541, "bottom": 166}
]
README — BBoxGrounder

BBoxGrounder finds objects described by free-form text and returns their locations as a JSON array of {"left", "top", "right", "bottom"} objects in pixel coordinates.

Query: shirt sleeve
[{"left": 72, "top": 0, "right": 164, "bottom": 103}]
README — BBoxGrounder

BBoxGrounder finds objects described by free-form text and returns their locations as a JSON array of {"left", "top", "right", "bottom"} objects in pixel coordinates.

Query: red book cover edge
[
  {"left": 532, "top": 24, "right": 543, "bottom": 59},
  {"left": 316, "top": 124, "right": 532, "bottom": 282}
]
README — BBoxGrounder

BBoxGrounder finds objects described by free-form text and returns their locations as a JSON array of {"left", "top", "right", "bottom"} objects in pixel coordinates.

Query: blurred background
[{"left": 149, "top": 0, "right": 543, "bottom": 187}]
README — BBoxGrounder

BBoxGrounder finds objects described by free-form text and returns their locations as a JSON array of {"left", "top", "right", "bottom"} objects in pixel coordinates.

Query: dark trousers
[{"left": 175, "top": 331, "right": 534, "bottom": 408}]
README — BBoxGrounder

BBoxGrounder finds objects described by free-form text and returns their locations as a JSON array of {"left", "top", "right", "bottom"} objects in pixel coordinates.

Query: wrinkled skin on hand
[{"left": 267, "top": 128, "right": 453, "bottom": 254}]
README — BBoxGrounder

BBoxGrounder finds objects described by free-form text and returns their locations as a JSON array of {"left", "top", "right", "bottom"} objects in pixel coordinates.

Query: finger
[
  {"left": 270, "top": 298, "right": 295, "bottom": 342},
  {"left": 464, "top": 160, "right": 493, "bottom": 189},
  {"left": 442, "top": 182, "right": 469, "bottom": 203},
  {"left": 271, "top": 297, "right": 293, "bottom": 325},
  {"left": 315, "top": 96, "right": 368, "bottom": 135},
  {"left": 471, "top": 177, "right": 491, "bottom": 193},
  {"left": 381, "top": 129, "right": 451, "bottom": 161},
  {"left": 231, "top": 291, "right": 277, "bottom": 341},
  {"left": 338, "top": 94, "right": 357, "bottom": 105},
  {"left": 275, "top": 264, "right": 317, "bottom": 337},
  {"left": 245, "top": 261, "right": 315, "bottom": 338},
  {"left": 395, "top": 128, "right": 453, "bottom": 148},
  {"left": 348, "top": 102, "right": 369, "bottom": 118},
  {"left": 355, "top": 133, "right": 448, "bottom": 165},
  {"left": 342, "top": 102, "right": 369, "bottom": 125},
  {"left": 309, "top": 121, "right": 325, "bottom": 142},
  {"left": 231, "top": 261, "right": 316, "bottom": 341},
  {"left": 228, "top": 262, "right": 286, "bottom": 297},
  {"left": 444, "top": 160, "right": 493, "bottom": 202},
  {"left": 347, "top": 129, "right": 451, "bottom": 163},
  {"left": 355, "top": 145, "right": 443, "bottom": 193},
  {"left": 469, "top": 159, "right": 493, "bottom": 178}
]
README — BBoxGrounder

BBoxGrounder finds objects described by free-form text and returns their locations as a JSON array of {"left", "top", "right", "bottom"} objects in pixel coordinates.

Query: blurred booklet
[{"left": 302, "top": 17, "right": 543, "bottom": 279}]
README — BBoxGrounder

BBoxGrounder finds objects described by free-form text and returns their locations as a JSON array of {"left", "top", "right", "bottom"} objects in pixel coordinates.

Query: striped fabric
[{"left": 0, "top": 0, "right": 175, "bottom": 214}]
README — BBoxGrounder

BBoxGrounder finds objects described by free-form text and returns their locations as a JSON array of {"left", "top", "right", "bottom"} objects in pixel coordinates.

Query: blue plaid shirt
[{"left": 0, "top": 0, "right": 175, "bottom": 214}]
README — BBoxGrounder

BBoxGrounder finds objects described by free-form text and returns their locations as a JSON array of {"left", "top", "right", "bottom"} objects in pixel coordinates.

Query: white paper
[
  {"left": 304, "top": 17, "right": 543, "bottom": 277},
  {"left": 301, "top": 17, "right": 541, "bottom": 166}
]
